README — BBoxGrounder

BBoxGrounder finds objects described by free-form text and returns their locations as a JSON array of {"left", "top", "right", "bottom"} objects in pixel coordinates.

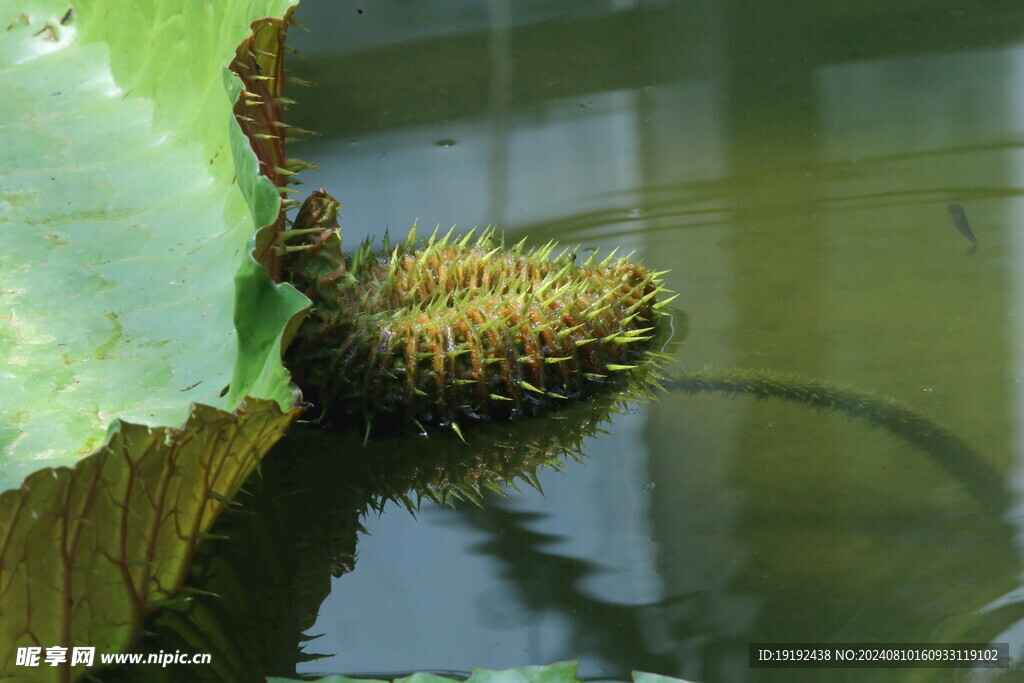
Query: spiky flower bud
[{"left": 283, "top": 191, "right": 671, "bottom": 436}]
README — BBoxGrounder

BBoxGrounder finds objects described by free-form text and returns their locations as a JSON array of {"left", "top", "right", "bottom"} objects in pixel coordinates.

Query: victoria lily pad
[{"left": 0, "top": 0, "right": 306, "bottom": 678}]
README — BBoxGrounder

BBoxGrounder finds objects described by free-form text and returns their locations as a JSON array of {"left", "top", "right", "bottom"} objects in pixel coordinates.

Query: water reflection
[
  {"left": 452, "top": 498, "right": 679, "bottom": 678},
  {"left": 94, "top": 364, "right": 665, "bottom": 681}
]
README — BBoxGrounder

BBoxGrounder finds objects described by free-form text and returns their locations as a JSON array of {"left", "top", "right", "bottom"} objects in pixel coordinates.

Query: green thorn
[
  {"left": 518, "top": 380, "right": 544, "bottom": 394},
  {"left": 653, "top": 293, "right": 680, "bottom": 309},
  {"left": 451, "top": 422, "right": 466, "bottom": 442}
]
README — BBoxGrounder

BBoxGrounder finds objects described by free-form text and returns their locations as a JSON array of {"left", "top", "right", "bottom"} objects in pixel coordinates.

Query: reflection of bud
[
  {"left": 284, "top": 344, "right": 668, "bottom": 505},
  {"left": 285, "top": 203, "right": 673, "bottom": 438}
]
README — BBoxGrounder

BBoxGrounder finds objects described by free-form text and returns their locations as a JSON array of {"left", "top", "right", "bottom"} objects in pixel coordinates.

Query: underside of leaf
[
  {"left": 229, "top": 7, "right": 313, "bottom": 282},
  {"left": 0, "top": 399, "right": 301, "bottom": 680}
]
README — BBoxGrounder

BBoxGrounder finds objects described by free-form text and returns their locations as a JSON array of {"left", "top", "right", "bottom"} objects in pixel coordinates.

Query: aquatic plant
[
  {"left": 281, "top": 190, "right": 672, "bottom": 438},
  {"left": 0, "top": 6, "right": 671, "bottom": 676},
  {"left": 0, "top": 2, "right": 1008, "bottom": 680},
  {"left": 0, "top": 5, "right": 306, "bottom": 680}
]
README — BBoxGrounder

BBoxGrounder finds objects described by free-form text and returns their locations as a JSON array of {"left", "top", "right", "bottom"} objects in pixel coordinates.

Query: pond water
[{"left": 140, "top": 1, "right": 1024, "bottom": 682}]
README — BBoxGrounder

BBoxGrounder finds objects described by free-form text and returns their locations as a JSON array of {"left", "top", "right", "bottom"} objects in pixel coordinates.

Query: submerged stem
[{"left": 666, "top": 368, "right": 1008, "bottom": 511}]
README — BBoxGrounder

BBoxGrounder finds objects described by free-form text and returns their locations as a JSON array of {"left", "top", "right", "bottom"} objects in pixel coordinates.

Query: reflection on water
[
  {"left": 100, "top": 382, "right": 666, "bottom": 682},
  {"left": 149, "top": 0, "right": 1024, "bottom": 680}
]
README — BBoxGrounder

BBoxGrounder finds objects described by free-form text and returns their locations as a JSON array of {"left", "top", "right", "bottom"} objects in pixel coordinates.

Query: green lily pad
[
  {"left": 0, "top": 0, "right": 307, "bottom": 677},
  {"left": 0, "top": 0, "right": 304, "bottom": 490}
]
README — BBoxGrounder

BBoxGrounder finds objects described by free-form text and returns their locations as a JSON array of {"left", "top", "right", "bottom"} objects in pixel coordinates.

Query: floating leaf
[
  {"left": 632, "top": 672, "right": 698, "bottom": 683},
  {"left": 0, "top": 0, "right": 306, "bottom": 678},
  {"left": 0, "top": 0, "right": 303, "bottom": 488},
  {"left": 267, "top": 663, "right": 697, "bottom": 683}
]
